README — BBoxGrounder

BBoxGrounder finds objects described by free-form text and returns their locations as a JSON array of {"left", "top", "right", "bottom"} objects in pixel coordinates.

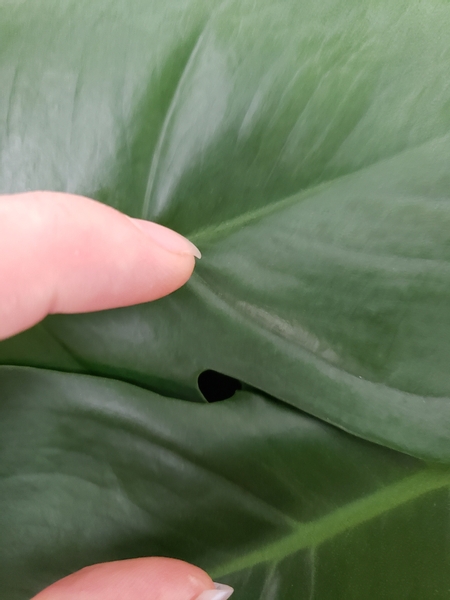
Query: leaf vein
[{"left": 211, "top": 468, "right": 450, "bottom": 577}]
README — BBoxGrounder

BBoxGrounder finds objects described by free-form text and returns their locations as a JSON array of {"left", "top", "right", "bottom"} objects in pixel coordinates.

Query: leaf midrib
[
  {"left": 191, "top": 177, "right": 335, "bottom": 245},
  {"left": 211, "top": 467, "right": 450, "bottom": 578}
]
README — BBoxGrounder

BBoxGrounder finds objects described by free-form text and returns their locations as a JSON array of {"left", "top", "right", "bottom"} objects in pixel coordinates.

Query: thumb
[
  {"left": 0, "top": 192, "right": 200, "bottom": 340},
  {"left": 30, "top": 557, "right": 233, "bottom": 600}
]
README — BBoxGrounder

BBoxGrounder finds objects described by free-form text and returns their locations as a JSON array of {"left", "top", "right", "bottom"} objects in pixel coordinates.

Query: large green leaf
[
  {"left": 2, "top": 0, "right": 450, "bottom": 459},
  {"left": 1, "top": 0, "right": 450, "bottom": 597},
  {"left": 1, "top": 367, "right": 450, "bottom": 599}
]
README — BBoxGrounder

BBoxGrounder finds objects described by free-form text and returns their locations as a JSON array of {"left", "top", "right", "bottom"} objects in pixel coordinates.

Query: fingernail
[
  {"left": 195, "top": 582, "right": 234, "bottom": 600},
  {"left": 128, "top": 218, "right": 201, "bottom": 258}
]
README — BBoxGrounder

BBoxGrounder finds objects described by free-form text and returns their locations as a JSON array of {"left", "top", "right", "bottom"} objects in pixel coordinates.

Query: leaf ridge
[{"left": 141, "top": 0, "right": 232, "bottom": 220}]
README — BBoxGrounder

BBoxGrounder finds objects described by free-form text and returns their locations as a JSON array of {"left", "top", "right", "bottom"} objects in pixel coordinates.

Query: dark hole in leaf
[{"left": 198, "top": 370, "right": 242, "bottom": 402}]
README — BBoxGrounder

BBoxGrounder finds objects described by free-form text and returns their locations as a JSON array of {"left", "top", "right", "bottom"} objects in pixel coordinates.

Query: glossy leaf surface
[
  {"left": 1, "top": 0, "right": 450, "bottom": 459},
  {"left": 1, "top": 368, "right": 450, "bottom": 599},
  {"left": 1, "top": 0, "right": 450, "bottom": 597}
]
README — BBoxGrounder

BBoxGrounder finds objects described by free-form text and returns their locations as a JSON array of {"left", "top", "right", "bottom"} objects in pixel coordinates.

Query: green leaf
[
  {"left": 1, "top": 0, "right": 450, "bottom": 597},
  {"left": 1, "top": 368, "right": 449, "bottom": 599},
  {"left": 2, "top": 0, "right": 450, "bottom": 459}
]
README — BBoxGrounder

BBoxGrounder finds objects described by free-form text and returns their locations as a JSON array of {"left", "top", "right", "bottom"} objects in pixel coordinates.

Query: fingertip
[
  {"left": 44, "top": 195, "right": 200, "bottom": 312},
  {"left": 129, "top": 218, "right": 202, "bottom": 259},
  {"left": 31, "top": 558, "right": 215, "bottom": 600}
]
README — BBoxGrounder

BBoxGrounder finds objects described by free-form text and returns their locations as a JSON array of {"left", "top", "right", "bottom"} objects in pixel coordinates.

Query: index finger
[{"left": 0, "top": 191, "right": 199, "bottom": 340}]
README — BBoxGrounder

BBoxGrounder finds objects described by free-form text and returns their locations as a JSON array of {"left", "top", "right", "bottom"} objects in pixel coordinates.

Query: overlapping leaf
[{"left": 1, "top": 368, "right": 449, "bottom": 599}]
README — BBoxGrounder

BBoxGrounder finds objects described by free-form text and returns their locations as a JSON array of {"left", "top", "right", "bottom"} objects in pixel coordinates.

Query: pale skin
[{"left": 0, "top": 192, "right": 215, "bottom": 600}]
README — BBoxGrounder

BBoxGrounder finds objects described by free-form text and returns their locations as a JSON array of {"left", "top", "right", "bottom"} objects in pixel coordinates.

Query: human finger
[
  {"left": 0, "top": 191, "right": 199, "bottom": 340},
  {"left": 30, "top": 557, "right": 233, "bottom": 600}
]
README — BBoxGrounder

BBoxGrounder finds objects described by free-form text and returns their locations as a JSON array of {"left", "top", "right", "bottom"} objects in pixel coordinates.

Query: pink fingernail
[
  {"left": 195, "top": 582, "right": 234, "bottom": 600},
  {"left": 128, "top": 218, "right": 201, "bottom": 258}
]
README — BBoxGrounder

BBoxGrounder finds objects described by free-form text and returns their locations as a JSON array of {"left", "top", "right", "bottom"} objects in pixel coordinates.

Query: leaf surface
[
  {"left": 1, "top": 368, "right": 449, "bottom": 599},
  {"left": 1, "top": 0, "right": 450, "bottom": 597},
  {"left": 2, "top": 0, "right": 450, "bottom": 458}
]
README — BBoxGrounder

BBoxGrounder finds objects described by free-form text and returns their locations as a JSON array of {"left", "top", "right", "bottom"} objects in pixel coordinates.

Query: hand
[{"left": 0, "top": 192, "right": 233, "bottom": 600}]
